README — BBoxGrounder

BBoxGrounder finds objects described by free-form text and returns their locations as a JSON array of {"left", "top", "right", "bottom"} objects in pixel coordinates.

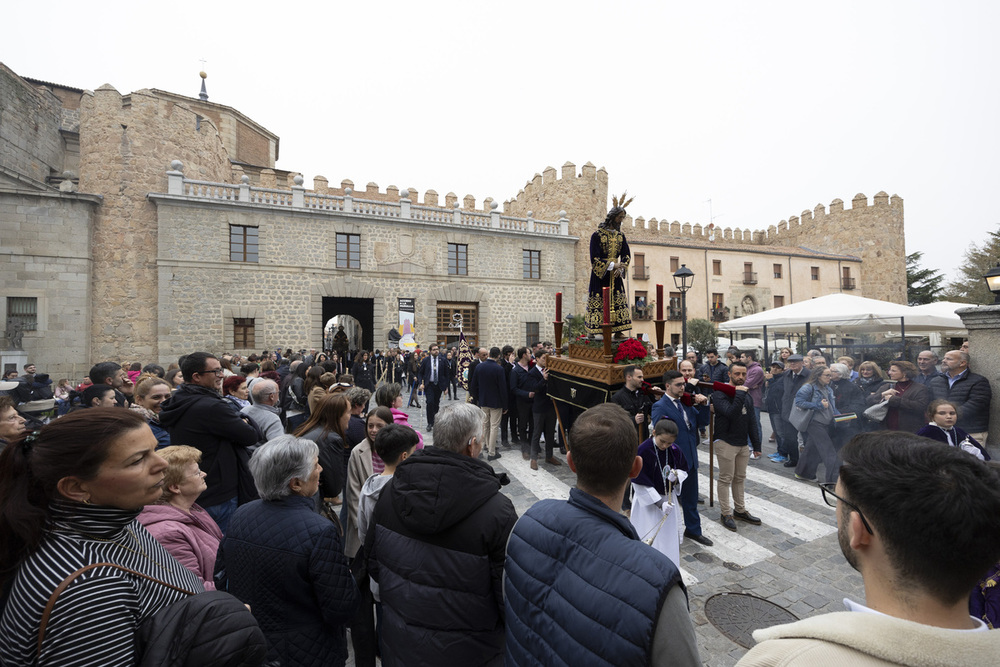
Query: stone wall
[
  {"left": 0, "top": 189, "right": 99, "bottom": 378},
  {"left": 78, "top": 85, "right": 233, "bottom": 363},
  {"left": 502, "top": 162, "right": 609, "bottom": 316},
  {"left": 151, "top": 197, "right": 575, "bottom": 362},
  {"left": 0, "top": 64, "right": 64, "bottom": 184}
]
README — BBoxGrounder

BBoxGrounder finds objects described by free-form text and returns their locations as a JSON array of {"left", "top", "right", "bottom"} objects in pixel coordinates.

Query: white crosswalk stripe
[{"left": 697, "top": 449, "right": 834, "bottom": 510}]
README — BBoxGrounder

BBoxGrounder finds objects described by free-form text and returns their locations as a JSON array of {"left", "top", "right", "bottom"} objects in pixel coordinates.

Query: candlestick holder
[
  {"left": 602, "top": 323, "right": 613, "bottom": 363},
  {"left": 654, "top": 319, "right": 666, "bottom": 359},
  {"left": 553, "top": 321, "right": 564, "bottom": 355}
]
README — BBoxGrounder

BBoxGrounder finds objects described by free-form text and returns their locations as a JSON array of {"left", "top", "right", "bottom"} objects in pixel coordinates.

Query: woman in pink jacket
[
  {"left": 137, "top": 445, "right": 223, "bottom": 589},
  {"left": 374, "top": 382, "right": 424, "bottom": 449}
]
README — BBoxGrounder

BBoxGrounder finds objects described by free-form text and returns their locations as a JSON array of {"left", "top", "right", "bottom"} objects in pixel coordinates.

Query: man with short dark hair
[
  {"left": 712, "top": 361, "right": 762, "bottom": 532},
  {"left": 510, "top": 346, "right": 536, "bottom": 459},
  {"left": 652, "top": 370, "right": 712, "bottom": 546},
  {"left": 417, "top": 343, "right": 450, "bottom": 430},
  {"left": 699, "top": 348, "right": 730, "bottom": 384},
  {"left": 928, "top": 350, "right": 992, "bottom": 444},
  {"left": 740, "top": 350, "right": 765, "bottom": 458},
  {"left": 470, "top": 347, "right": 507, "bottom": 461},
  {"left": 738, "top": 432, "right": 1000, "bottom": 665},
  {"left": 365, "top": 403, "right": 516, "bottom": 666},
  {"left": 505, "top": 403, "right": 700, "bottom": 666},
  {"left": 88, "top": 361, "right": 131, "bottom": 407},
  {"left": 466, "top": 347, "right": 489, "bottom": 405},
  {"left": 159, "top": 351, "right": 259, "bottom": 533},
  {"left": 611, "top": 365, "right": 653, "bottom": 445}
]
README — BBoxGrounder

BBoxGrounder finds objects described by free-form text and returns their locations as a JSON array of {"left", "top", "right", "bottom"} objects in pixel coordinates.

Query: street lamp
[
  {"left": 984, "top": 262, "right": 1000, "bottom": 305},
  {"left": 673, "top": 264, "right": 695, "bottom": 358}
]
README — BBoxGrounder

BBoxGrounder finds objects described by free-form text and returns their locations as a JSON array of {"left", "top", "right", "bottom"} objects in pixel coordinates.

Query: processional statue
[{"left": 585, "top": 192, "right": 634, "bottom": 338}]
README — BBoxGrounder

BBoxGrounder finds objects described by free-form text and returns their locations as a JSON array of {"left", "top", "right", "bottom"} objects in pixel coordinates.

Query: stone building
[{"left": 0, "top": 62, "right": 906, "bottom": 378}]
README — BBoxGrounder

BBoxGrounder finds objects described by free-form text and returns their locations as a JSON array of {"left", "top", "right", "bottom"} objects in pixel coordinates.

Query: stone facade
[
  {"left": 0, "top": 62, "right": 909, "bottom": 378},
  {"left": 151, "top": 189, "right": 575, "bottom": 360},
  {"left": 0, "top": 190, "right": 99, "bottom": 377}
]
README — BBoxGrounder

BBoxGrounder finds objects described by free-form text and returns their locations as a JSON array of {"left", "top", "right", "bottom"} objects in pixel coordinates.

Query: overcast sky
[{"left": 6, "top": 1, "right": 997, "bottom": 284}]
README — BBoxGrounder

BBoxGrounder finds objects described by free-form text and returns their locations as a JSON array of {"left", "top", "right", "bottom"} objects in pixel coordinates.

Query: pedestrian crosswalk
[{"left": 495, "top": 443, "right": 839, "bottom": 587}]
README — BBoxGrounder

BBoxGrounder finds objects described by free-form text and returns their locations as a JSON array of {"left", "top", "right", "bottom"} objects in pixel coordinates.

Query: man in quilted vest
[{"left": 504, "top": 403, "right": 700, "bottom": 666}]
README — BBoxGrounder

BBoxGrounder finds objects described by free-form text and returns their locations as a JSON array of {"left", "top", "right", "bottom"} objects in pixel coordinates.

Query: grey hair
[
  {"left": 829, "top": 363, "right": 850, "bottom": 377},
  {"left": 251, "top": 379, "right": 278, "bottom": 403},
  {"left": 432, "top": 402, "right": 484, "bottom": 454},
  {"left": 248, "top": 434, "right": 319, "bottom": 500}
]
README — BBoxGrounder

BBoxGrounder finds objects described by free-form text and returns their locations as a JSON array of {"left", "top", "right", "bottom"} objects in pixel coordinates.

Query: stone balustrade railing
[{"left": 165, "top": 161, "right": 570, "bottom": 236}]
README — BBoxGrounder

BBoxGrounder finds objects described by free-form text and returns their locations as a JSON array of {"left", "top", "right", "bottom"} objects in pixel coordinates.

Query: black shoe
[
  {"left": 698, "top": 496, "right": 706, "bottom": 505},
  {"left": 501, "top": 441, "right": 510, "bottom": 449},
  {"left": 733, "top": 510, "right": 762, "bottom": 525},
  {"left": 783, "top": 461, "right": 797, "bottom": 468},
  {"left": 487, "top": 452, "right": 501, "bottom": 461},
  {"left": 683, "top": 531, "right": 714, "bottom": 547},
  {"left": 720, "top": 515, "right": 737, "bottom": 532}
]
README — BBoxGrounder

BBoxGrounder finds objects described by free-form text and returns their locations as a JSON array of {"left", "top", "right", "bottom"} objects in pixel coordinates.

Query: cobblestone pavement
[{"left": 350, "top": 386, "right": 864, "bottom": 666}]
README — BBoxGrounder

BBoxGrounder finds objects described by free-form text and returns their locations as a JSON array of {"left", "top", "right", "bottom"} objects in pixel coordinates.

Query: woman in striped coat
[{"left": 0, "top": 409, "right": 205, "bottom": 666}]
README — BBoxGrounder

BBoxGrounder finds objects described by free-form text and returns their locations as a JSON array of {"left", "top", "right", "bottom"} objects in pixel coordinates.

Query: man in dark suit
[
  {"left": 651, "top": 370, "right": 712, "bottom": 546},
  {"left": 466, "top": 347, "right": 489, "bottom": 405},
  {"left": 778, "top": 354, "right": 808, "bottom": 467},
  {"left": 470, "top": 347, "right": 507, "bottom": 461},
  {"left": 418, "top": 343, "right": 451, "bottom": 430}
]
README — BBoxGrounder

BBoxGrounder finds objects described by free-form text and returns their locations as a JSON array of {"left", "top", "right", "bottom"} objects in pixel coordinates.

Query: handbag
[
  {"left": 788, "top": 404, "right": 814, "bottom": 432},
  {"left": 864, "top": 400, "right": 890, "bottom": 423}
]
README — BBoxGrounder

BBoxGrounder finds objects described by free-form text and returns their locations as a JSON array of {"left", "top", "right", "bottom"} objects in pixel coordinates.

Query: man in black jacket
[
  {"left": 711, "top": 361, "right": 762, "bottom": 532},
  {"left": 470, "top": 347, "right": 507, "bottom": 461},
  {"left": 417, "top": 343, "right": 451, "bottom": 430},
  {"left": 159, "top": 351, "right": 259, "bottom": 533},
  {"left": 365, "top": 402, "right": 517, "bottom": 667},
  {"left": 928, "top": 350, "right": 992, "bottom": 444},
  {"left": 778, "top": 354, "right": 808, "bottom": 467},
  {"left": 611, "top": 365, "right": 654, "bottom": 445}
]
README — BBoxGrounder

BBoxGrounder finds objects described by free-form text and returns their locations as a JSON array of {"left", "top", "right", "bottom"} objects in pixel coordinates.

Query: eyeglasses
[
  {"left": 819, "top": 482, "right": 874, "bottom": 535},
  {"left": 197, "top": 368, "right": 224, "bottom": 377}
]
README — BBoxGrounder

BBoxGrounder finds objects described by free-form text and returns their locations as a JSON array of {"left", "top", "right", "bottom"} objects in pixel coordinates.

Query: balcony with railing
[
  {"left": 842, "top": 277, "right": 856, "bottom": 290},
  {"left": 743, "top": 272, "right": 758, "bottom": 285},
  {"left": 631, "top": 306, "right": 654, "bottom": 321},
  {"left": 667, "top": 307, "right": 683, "bottom": 321},
  {"left": 633, "top": 266, "right": 650, "bottom": 280},
  {"left": 711, "top": 307, "right": 730, "bottom": 322}
]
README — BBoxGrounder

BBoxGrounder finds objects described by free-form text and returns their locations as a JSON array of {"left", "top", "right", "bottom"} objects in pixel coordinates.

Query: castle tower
[
  {"left": 505, "top": 162, "right": 609, "bottom": 314},
  {"left": 78, "top": 84, "right": 232, "bottom": 361}
]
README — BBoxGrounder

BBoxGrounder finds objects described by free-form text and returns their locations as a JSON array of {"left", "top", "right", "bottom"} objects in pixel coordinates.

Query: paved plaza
[{"left": 354, "top": 387, "right": 865, "bottom": 666}]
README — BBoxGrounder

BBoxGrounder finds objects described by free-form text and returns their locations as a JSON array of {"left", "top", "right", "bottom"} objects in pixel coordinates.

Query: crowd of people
[{"left": 0, "top": 338, "right": 997, "bottom": 666}]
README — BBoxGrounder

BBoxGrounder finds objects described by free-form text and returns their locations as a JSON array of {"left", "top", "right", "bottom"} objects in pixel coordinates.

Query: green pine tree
[
  {"left": 686, "top": 318, "right": 719, "bottom": 355},
  {"left": 906, "top": 251, "right": 945, "bottom": 305},
  {"left": 944, "top": 226, "right": 1000, "bottom": 304}
]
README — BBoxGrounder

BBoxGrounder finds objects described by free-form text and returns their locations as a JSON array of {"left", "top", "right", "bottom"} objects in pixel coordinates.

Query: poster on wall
[{"left": 396, "top": 298, "right": 416, "bottom": 350}]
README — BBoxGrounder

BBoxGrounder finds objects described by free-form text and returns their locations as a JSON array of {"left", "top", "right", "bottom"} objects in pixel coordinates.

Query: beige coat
[
  {"left": 344, "top": 438, "right": 375, "bottom": 558},
  {"left": 737, "top": 610, "right": 997, "bottom": 666}
]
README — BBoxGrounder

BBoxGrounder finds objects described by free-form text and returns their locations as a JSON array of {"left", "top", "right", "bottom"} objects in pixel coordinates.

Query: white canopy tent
[{"left": 721, "top": 293, "right": 966, "bottom": 334}]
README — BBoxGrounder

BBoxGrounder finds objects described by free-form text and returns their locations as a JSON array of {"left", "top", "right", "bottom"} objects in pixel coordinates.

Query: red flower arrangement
[{"left": 613, "top": 337, "right": 648, "bottom": 364}]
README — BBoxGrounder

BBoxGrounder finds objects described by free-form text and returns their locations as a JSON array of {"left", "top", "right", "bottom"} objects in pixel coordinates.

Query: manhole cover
[
  {"left": 722, "top": 561, "right": 743, "bottom": 571},
  {"left": 693, "top": 552, "right": 714, "bottom": 563},
  {"left": 704, "top": 593, "right": 798, "bottom": 648}
]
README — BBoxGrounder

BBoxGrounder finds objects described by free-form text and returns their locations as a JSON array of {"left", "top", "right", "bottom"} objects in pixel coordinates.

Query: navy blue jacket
[
  {"left": 928, "top": 370, "right": 993, "bottom": 433},
  {"left": 510, "top": 363, "right": 537, "bottom": 405},
  {"left": 471, "top": 358, "right": 508, "bottom": 410},
  {"left": 505, "top": 488, "right": 684, "bottom": 666},
  {"left": 219, "top": 495, "right": 360, "bottom": 667},
  {"left": 699, "top": 360, "right": 730, "bottom": 384}
]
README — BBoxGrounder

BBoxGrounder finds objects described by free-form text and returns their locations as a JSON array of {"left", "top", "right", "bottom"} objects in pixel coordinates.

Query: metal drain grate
[{"left": 704, "top": 593, "right": 798, "bottom": 649}]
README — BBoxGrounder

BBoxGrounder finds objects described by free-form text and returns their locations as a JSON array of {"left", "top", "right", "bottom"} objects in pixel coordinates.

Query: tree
[
  {"left": 686, "top": 318, "right": 719, "bottom": 355},
  {"left": 906, "top": 251, "right": 945, "bottom": 305},
  {"left": 944, "top": 226, "right": 1000, "bottom": 304}
]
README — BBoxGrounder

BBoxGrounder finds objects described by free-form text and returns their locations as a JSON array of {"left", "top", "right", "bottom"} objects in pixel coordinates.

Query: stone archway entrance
[{"left": 322, "top": 297, "right": 373, "bottom": 354}]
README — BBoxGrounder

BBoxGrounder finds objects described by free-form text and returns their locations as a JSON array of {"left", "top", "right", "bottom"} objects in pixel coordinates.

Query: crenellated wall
[{"left": 622, "top": 191, "right": 905, "bottom": 303}]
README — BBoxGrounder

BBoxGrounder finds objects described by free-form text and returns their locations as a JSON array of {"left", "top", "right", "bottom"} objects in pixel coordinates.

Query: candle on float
[
  {"left": 602, "top": 287, "right": 610, "bottom": 325},
  {"left": 555, "top": 292, "right": 562, "bottom": 321},
  {"left": 656, "top": 284, "right": 664, "bottom": 320}
]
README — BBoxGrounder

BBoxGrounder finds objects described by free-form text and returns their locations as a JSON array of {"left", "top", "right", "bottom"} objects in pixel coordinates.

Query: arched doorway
[
  {"left": 325, "top": 315, "right": 363, "bottom": 359},
  {"left": 322, "top": 297, "right": 374, "bottom": 357}
]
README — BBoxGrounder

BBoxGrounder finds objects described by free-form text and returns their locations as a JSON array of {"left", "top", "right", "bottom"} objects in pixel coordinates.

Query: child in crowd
[
  {"left": 916, "top": 399, "right": 990, "bottom": 461},
  {"left": 630, "top": 418, "right": 688, "bottom": 569}
]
